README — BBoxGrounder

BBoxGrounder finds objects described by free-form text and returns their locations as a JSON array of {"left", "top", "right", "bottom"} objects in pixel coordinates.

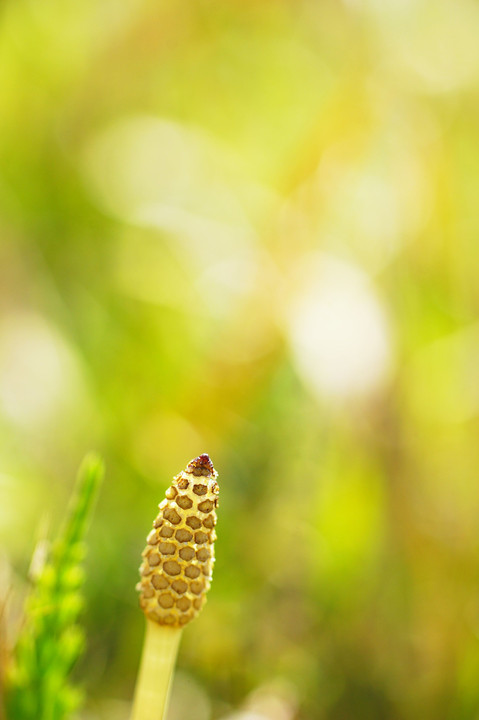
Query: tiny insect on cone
[{"left": 131, "top": 454, "right": 219, "bottom": 720}]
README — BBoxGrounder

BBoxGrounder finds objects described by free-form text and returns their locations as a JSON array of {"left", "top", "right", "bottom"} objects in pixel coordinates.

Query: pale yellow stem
[{"left": 130, "top": 620, "right": 182, "bottom": 720}]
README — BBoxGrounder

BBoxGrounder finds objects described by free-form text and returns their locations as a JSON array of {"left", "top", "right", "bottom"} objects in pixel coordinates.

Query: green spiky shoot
[{"left": 5, "top": 453, "right": 104, "bottom": 720}]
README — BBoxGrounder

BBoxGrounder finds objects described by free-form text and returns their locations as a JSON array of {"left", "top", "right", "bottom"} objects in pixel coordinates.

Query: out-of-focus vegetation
[{"left": 1, "top": 1, "right": 479, "bottom": 719}]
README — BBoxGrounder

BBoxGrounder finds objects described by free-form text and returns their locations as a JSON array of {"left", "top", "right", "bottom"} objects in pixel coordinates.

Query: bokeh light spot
[{"left": 286, "top": 253, "right": 392, "bottom": 399}]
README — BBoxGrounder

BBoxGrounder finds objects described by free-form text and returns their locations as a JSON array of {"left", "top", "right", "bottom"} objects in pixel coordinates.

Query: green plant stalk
[
  {"left": 5, "top": 453, "right": 104, "bottom": 720},
  {"left": 130, "top": 621, "right": 182, "bottom": 720}
]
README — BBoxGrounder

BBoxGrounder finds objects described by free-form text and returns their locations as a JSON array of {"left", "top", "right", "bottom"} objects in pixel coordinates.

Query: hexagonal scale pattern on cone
[{"left": 137, "top": 454, "right": 219, "bottom": 627}]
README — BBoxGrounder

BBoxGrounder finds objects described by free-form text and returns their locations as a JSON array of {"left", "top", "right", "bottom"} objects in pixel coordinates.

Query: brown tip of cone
[{"left": 187, "top": 453, "right": 215, "bottom": 477}]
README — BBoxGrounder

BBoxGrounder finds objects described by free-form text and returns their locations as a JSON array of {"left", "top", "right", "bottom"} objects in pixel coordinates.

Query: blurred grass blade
[{"left": 5, "top": 454, "right": 104, "bottom": 720}]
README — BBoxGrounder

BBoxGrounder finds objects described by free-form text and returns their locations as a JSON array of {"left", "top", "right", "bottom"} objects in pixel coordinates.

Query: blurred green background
[{"left": 1, "top": 0, "right": 479, "bottom": 718}]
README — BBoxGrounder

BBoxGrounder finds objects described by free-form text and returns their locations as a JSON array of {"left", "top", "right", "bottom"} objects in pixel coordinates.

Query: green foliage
[
  {"left": 2, "top": 1, "right": 479, "bottom": 718},
  {"left": 5, "top": 455, "right": 104, "bottom": 720}
]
